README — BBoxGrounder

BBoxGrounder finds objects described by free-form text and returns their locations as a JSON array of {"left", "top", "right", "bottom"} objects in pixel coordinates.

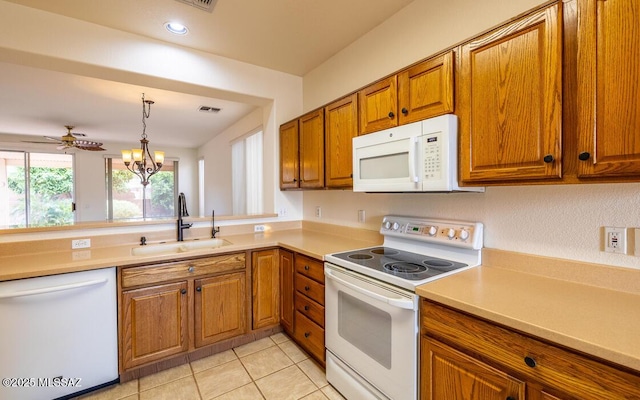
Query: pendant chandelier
[{"left": 121, "top": 94, "right": 165, "bottom": 186}]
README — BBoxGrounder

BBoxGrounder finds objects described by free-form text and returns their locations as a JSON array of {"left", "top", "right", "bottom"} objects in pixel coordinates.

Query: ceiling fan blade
[
  {"left": 21, "top": 140, "right": 59, "bottom": 144},
  {"left": 75, "top": 145, "right": 106, "bottom": 151},
  {"left": 56, "top": 144, "right": 72, "bottom": 150},
  {"left": 73, "top": 140, "right": 106, "bottom": 151},
  {"left": 44, "top": 136, "right": 63, "bottom": 142},
  {"left": 71, "top": 132, "right": 87, "bottom": 137}
]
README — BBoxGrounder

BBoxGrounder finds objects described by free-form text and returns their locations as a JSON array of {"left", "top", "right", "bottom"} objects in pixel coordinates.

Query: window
[
  {"left": 232, "top": 129, "right": 263, "bottom": 215},
  {"left": 105, "top": 157, "right": 177, "bottom": 220},
  {"left": 0, "top": 151, "right": 74, "bottom": 228}
]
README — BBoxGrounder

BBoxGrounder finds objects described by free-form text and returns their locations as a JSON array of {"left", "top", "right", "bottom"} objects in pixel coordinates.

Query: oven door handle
[{"left": 325, "top": 268, "right": 416, "bottom": 310}]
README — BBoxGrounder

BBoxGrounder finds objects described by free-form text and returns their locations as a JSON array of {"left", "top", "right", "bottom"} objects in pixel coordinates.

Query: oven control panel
[{"left": 380, "top": 215, "right": 483, "bottom": 249}]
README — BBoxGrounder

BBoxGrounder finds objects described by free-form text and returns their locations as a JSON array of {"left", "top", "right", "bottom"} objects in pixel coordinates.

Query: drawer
[
  {"left": 122, "top": 252, "right": 246, "bottom": 288},
  {"left": 295, "top": 273, "right": 325, "bottom": 305},
  {"left": 294, "top": 311, "right": 325, "bottom": 363},
  {"left": 295, "top": 254, "right": 324, "bottom": 283},
  {"left": 295, "top": 291, "right": 325, "bottom": 327},
  {"left": 421, "top": 300, "right": 640, "bottom": 400}
]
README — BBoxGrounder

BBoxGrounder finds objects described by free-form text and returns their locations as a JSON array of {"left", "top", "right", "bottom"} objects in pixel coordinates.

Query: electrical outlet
[
  {"left": 71, "top": 238, "right": 91, "bottom": 249},
  {"left": 358, "top": 210, "right": 366, "bottom": 223},
  {"left": 254, "top": 225, "right": 266, "bottom": 233},
  {"left": 278, "top": 208, "right": 288, "bottom": 217},
  {"left": 315, "top": 206, "right": 322, "bottom": 218},
  {"left": 603, "top": 227, "right": 627, "bottom": 254}
]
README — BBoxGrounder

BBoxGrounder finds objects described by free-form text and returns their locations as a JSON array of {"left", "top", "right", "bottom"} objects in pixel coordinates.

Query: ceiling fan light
[{"left": 165, "top": 22, "right": 189, "bottom": 35}]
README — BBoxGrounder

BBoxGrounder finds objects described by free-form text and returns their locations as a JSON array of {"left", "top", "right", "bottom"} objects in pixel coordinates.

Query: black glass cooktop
[{"left": 330, "top": 246, "right": 468, "bottom": 281}]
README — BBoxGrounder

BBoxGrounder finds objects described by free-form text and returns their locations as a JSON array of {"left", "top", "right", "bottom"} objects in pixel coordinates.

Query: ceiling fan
[{"left": 22, "top": 125, "right": 106, "bottom": 151}]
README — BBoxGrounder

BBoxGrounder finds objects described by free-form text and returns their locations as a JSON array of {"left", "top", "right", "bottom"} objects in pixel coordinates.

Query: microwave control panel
[{"left": 422, "top": 134, "right": 443, "bottom": 180}]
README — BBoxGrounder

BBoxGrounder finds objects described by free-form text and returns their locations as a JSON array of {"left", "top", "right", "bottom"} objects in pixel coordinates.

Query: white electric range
[{"left": 324, "top": 215, "right": 483, "bottom": 400}]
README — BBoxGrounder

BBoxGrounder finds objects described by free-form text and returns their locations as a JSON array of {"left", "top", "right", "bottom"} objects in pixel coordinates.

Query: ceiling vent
[
  {"left": 198, "top": 105, "right": 222, "bottom": 113},
  {"left": 175, "top": 0, "right": 218, "bottom": 13}
]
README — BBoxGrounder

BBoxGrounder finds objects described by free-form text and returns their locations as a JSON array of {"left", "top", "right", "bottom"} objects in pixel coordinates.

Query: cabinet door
[
  {"left": 398, "top": 51, "right": 454, "bottom": 125},
  {"left": 325, "top": 94, "right": 358, "bottom": 188},
  {"left": 299, "top": 109, "right": 325, "bottom": 188},
  {"left": 359, "top": 76, "right": 398, "bottom": 134},
  {"left": 251, "top": 249, "right": 280, "bottom": 330},
  {"left": 576, "top": 0, "right": 640, "bottom": 177},
  {"left": 458, "top": 4, "right": 562, "bottom": 182},
  {"left": 121, "top": 281, "right": 189, "bottom": 370},
  {"left": 279, "top": 249, "right": 295, "bottom": 334},
  {"left": 194, "top": 272, "right": 246, "bottom": 347},
  {"left": 279, "top": 120, "right": 299, "bottom": 189},
  {"left": 421, "top": 337, "right": 525, "bottom": 400}
]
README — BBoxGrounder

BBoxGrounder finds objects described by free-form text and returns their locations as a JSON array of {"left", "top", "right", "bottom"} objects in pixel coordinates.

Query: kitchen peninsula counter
[
  {"left": 0, "top": 222, "right": 381, "bottom": 281},
  {"left": 416, "top": 248, "right": 640, "bottom": 373}
]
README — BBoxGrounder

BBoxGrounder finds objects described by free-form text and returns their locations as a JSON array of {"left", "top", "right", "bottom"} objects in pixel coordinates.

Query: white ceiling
[{"left": 0, "top": 0, "right": 413, "bottom": 149}]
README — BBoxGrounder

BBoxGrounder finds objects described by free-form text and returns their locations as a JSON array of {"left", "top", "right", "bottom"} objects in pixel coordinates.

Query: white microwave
[{"left": 353, "top": 114, "right": 484, "bottom": 193}]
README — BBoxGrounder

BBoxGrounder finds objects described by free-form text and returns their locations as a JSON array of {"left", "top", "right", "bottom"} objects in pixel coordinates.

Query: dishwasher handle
[
  {"left": 325, "top": 267, "right": 416, "bottom": 310},
  {"left": 0, "top": 278, "right": 108, "bottom": 299}
]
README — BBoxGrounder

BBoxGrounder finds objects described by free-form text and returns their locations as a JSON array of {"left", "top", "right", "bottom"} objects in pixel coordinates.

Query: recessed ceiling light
[{"left": 164, "top": 22, "right": 189, "bottom": 35}]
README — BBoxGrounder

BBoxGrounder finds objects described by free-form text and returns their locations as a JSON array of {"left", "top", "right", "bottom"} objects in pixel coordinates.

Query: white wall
[
  {"left": 302, "top": 0, "right": 640, "bottom": 270},
  {"left": 0, "top": 1, "right": 304, "bottom": 223}
]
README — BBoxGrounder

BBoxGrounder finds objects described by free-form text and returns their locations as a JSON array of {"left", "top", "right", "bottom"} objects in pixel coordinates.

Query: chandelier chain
[{"left": 141, "top": 93, "right": 153, "bottom": 139}]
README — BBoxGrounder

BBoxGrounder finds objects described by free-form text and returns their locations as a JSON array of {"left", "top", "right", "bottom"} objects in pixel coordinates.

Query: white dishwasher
[{"left": 0, "top": 267, "right": 118, "bottom": 400}]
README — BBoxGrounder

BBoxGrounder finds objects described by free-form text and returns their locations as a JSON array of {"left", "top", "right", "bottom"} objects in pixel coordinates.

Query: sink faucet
[
  {"left": 211, "top": 209, "right": 220, "bottom": 238},
  {"left": 177, "top": 192, "right": 192, "bottom": 241}
]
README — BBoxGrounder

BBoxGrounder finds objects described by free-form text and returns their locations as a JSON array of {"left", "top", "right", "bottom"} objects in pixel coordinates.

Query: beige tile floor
[{"left": 76, "top": 333, "right": 346, "bottom": 400}]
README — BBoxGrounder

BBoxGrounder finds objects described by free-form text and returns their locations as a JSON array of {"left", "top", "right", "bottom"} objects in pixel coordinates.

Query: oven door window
[{"left": 338, "top": 291, "right": 392, "bottom": 369}]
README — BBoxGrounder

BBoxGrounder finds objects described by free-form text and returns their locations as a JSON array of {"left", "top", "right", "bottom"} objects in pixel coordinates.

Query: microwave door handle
[
  {"left": 325, "top": 268, "right": 416, "bottom": 310},
  {"left": 408, "top": 136, "right": 419, "bottom": 183}
]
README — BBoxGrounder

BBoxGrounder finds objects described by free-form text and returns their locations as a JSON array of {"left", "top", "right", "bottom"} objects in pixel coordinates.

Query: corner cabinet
[
  {"left": 458, "top": 3, "right": 563, "bottom": 183},
  {"left": 119, "top": 253, "right": 247, "bottom": 372},
  {"left": 251, "top": 249, "right": 280, "bottom": 330},
  {"left": 279, "top": 120, "right": 300, "bottom": 189},
  {"left": 279, "top": 110, "right": 325, "bottom": 190},
  {"left": 575, "top": 0, "right": 640, "bottom": 178},
  {"left": 421, "top": 300, "right": 640, "bottom": 400},
  {"left": 359, "top": 51, "right": 455, "bottom": 135},
  {"left": 279, "top": 249, "right": 295, "bottom": 334}
]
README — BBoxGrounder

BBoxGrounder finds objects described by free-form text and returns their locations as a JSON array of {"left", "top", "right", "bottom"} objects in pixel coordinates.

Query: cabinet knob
[
  {"left": 304, "top": 286, "right": 310, "bottom": 291},
  {"left": 196, "top": 286, "right": 201, "bottom": 292},
  {"left": 304, "top": 305, "right": 310, "bottom": 311},
  {"left": 304, "top": 332, "right": 311, "bottom": 338},
  {"left": 293, "top": 178, "right": 298, "bottom": 182},
  {"left": 506, "top": 397, "right": 516, "bottom": 400},
  {"left": 388, "top": 111, "right": 395, "bottom": 118},
  {"left": 401, "top": 107, "right": 408, "bottom": 115},
  {"left": 304, "top": 265, "right": 310, "bottom": 270},
  {"left": 524, "top": 356, "right": 537, "bottom": 368},
  {"left": 578, "top": 151, "right": 591, "bottom": 161},
  {"left": 543, "top": 154, "right": 554, "bottom": 163},
  {"left": 188, "top": 266, "right": 195, "bottom": 273},
  {"left": 180, "top": 288, "right": 187, "bottom": 295}
]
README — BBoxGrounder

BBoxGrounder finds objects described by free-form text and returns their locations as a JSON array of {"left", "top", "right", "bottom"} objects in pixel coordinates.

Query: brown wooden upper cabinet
[
  {"left": 575, "top": 0, "right": 640, "bottom": 178},
  {"left": 359, "top": 51, "right": 455, "bottom": 135},
  {"left": 458, "top": 4, "right": 563, "bottom": 183},
  {"left": 325, "top": 94, "right": 358, "bottom": 187},
  {"left": 279, "top": 120, "right": 299, "bottom": 189},
  {"left": 299, "top": 109, "right": 325, "bottom": 188}
]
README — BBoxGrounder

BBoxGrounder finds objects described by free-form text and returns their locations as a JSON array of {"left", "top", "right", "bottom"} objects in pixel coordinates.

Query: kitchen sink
[{"left": 131, "top": 238, "right": 231, "bottom": 256}]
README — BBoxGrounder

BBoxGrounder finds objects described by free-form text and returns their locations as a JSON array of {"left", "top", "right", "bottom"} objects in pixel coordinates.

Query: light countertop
[
  {"left": 416, "top": 249, "right": 640, "bottom": 373},
  {"left": 0, "top": 227, "right": 381, "bottom": 281}
]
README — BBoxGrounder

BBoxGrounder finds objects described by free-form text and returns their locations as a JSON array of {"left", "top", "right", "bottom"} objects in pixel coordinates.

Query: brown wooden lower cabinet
[
  {"left": 279, "top": 249, "right": 295, "bottom": 334},
  {"left": 121, "top": 281, "right": 189, "bottom": 370},
  {"left": 293, "top": 254, "right": 326, "bottom": 366},
  {"left": 195, "top": 272, "right": 246, "bottom": 347},
  {"left": 251, "top": 249, "right": 280, "bottom": 330},
  {"left": 421, "top": 299, "right": 640, "bottom": 400},
  {"left": 119, "top": 253, "right": 247, "bottom": 373}
]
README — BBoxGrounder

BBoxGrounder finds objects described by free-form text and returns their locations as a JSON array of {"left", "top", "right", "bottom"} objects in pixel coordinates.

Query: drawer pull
[
  {"left": 304, "top": 305, "right": 309, "bottom": 311},
  {"left": 304, "top": 332, "right": 311, "bottom": 338},
  {"left": 188, "top": 266, "right": 195, "bottom": 273},
  {"left": 524, "top": 356, "right": 537, "bottom": 368},
  {"left": 304, "top": 286, "right": 310, "bottom": 291},
  {"left": 180, "top": 288, "right": 187, "bottom": 295},
  {"left": 304, "top": 265, "right": 310, "bottom": 270}
]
